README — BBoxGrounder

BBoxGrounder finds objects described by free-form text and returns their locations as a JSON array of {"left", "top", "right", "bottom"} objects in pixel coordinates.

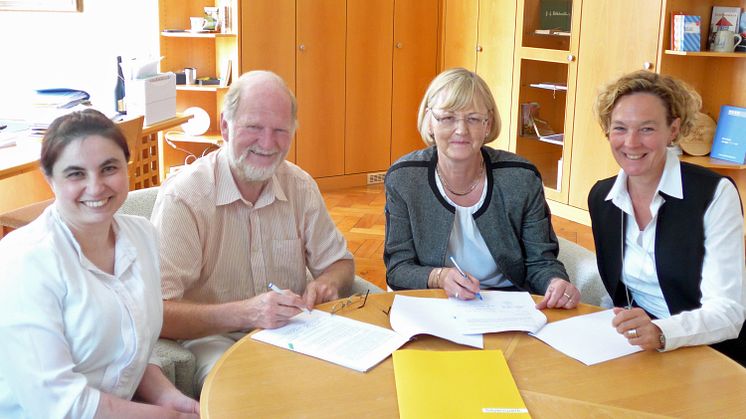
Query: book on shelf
[
  {"left": 708, "top": 6, "right": 741, "bottom": 51},
  {"left": 670, "top": 10, "right": 683, "bottom": 50},
  {"left": 539, "top": 0, "right": 571, "bottom": 32},
  {"left": 672, "top": 15, "right": 701, "bottom": 52},
  {"left": 710, "top": 105, "right": 746, "bottom": 164}
]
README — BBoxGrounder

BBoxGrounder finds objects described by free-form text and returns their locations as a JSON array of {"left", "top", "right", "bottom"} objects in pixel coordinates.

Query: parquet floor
[{"left": 321, "top": 184, "right": 595, "bottom": 291}]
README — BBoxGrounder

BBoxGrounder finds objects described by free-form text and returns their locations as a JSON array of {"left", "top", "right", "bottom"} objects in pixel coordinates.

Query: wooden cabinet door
[
  {"left": 442, "top": 0, "right": 479, "bottom": 70},
  {"left": 345, "top": 0, "right": 394, "bottom": 174},
  {"left": 296, "top": 0, "right": 346, "bottom": 177},
  {"left": 567, "top": 0, "right": 662, "bottom": 210},
  {"left": 391, "top": 0, "right": 440, "bottom": 163},
  {"left": 240, "top": 0, "right": 297, "bottom": 162},
  {"left": 240, "top": 0, "right": 296, "bottom": 88},
  {"left": 477, "top": 0, "right": 517, "bottom": 151}
]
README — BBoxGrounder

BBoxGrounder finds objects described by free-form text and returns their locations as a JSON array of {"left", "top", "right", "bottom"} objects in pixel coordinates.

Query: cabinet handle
[
  {"left": 643, "top": 61, "right": 653, "bottom": 70},
  {"left": 395, "top": 42, "right": 403, "bottom": 49},
  {"left": 567, "top": 54, "right": 575, "bottom": 62},
  {"left": 476, "top": 45, "right": 483, "bottom": 52},
  {"left": 298, "top": 44, "right": 306, "bottom": 51}
]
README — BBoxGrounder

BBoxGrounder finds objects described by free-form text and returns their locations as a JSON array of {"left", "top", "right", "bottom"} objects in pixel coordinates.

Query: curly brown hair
[{"left": 594, "top": 70, "right": 701, "bottom": 145}]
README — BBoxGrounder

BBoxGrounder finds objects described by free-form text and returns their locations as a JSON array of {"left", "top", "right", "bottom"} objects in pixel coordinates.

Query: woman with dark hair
[{"left": 0, "top": 109, "right": 199, "bottom": 418}]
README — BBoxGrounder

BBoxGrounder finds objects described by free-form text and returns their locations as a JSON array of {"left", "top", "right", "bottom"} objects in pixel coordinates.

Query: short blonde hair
[
  {"left": 594, "top": 70, "right": 701, "bottom": 145},
  {"left": 417, "top": 68, "right": 501, "bottom": 146}
]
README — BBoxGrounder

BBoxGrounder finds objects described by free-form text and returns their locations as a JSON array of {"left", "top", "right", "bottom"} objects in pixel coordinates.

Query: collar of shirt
[
  {"left": 605, "top": 147, "right": 683, "bottom": 217},
  {"left": 214, "top": 148, "right": 288, "bottom": 209},
  {"left": 49, "top": 204, "right": 137, "bottom": 278}
]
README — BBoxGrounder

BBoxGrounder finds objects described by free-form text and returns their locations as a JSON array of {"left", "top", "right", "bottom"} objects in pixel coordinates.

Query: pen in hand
[
  {"left": 449, "top": 257, "right": 483, "bottom": 300},
  {"left": 268, "top": 282, "right": 311, "bottom": 314}
]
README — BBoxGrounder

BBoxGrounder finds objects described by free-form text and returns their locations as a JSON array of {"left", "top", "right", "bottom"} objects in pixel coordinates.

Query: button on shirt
[
  {"left": 152, "top": 149, "right": 352, "bottom": 304},
  {"left": 605, "top": 148, "right": 746, "bottom": 351},
  {"left": 0, "top": 205, "right": 162, "bottom": 419}
]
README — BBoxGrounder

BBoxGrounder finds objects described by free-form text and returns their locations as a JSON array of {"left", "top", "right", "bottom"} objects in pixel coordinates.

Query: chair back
[
  {"left": 118, "top": 186, "right": 159, "bottom": 219},
  {"left": 115, "top": 115, "right": 145, "bottom": 191}
]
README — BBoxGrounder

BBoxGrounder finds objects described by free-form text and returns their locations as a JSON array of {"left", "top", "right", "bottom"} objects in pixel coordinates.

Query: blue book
[
  {"left": 681, "top": 15, "right": 701, "bottom": 52},
  {"left": 710, "top": 105, "right": 746, "bottom": 164}
]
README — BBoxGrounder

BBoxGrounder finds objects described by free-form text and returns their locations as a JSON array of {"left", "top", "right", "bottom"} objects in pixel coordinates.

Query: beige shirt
[{"left": 151, "top": 148, "right": 352, "bottom": 304}]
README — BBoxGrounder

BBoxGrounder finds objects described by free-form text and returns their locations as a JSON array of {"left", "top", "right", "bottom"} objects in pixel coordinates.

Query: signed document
[
  {"left": 389, "top": 292, "right": 547, "bottom": 348},
  {"left": 251, "top": 310, "right": 408, "bottom": 372}
]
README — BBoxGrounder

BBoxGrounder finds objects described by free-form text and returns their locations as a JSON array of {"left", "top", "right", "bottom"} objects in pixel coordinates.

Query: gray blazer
[{"left": 384, "top": 146, "right": 568, "bottom": 292}]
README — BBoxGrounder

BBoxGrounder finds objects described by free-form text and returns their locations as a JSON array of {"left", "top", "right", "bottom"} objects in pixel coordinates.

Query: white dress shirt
[
  {"left": 0, "top": 205, "right": 162, "bottom": 419},
  {"left": 605, "top": 148, "right": 746, "bottom": 351}
]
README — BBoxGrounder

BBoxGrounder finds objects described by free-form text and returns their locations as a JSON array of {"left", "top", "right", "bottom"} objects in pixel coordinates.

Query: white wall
[{"left": 0, "top": 0, "right": 158, "bottom": 114}]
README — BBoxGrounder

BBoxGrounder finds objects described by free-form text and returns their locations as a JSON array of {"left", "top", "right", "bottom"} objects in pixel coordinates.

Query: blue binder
[{"left": 710, "top": 105, "right": 746, "bottom": 164}]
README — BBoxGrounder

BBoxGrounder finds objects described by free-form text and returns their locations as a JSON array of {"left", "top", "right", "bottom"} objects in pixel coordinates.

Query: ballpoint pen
[
  {"left": 449, "top": 256, "right": 483, "bottom": 300},
  {"left": 268, "top": 282, "right": 311, "bottom": 313}
]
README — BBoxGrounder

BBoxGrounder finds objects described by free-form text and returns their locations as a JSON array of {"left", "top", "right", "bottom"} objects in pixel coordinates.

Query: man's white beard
[{"left": 228, "top": 144, "right": 287, "bottom": 183}]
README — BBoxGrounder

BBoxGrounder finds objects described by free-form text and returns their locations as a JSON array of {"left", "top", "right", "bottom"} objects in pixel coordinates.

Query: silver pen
[{"left": 449, "top": 257, "right": 483, "bottom": 300}]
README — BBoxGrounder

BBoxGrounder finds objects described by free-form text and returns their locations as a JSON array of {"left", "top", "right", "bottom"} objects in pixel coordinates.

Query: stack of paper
[
  {"left": 393, "top": 349, "right": 529, "bottom": 418},
  {"left": 251, "top": 310, "right": 408, "bottom": 372},
  {"left": 389, "top": 292, "right": 547, "bottom": 348}
]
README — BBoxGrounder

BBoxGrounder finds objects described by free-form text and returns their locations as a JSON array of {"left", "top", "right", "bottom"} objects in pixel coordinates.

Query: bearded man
[{"left": 151, "top": 71, "right": 354, "bottom": 394}]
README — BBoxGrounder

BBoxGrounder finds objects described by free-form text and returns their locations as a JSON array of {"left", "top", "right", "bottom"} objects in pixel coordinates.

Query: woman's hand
[
  {"left": 536, "top": 278, "right": 580, "bottom": 309},
  {"left": 612, "top": 307, "right": 664, "bottom": 350},
  {"left": 439, "top": 268, "right": 481, "bottom": 300}
]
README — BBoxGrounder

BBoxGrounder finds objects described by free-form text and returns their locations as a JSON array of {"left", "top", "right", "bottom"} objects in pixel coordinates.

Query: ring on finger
[
  {"left": 563, "top": 292, "right": 571, "bottom": 300},
  {"left": 627, "top": 328, "right": 638, "bottom": 338},
  {"left": 455, "top": 292, "right": 459, "bottom": 299}
]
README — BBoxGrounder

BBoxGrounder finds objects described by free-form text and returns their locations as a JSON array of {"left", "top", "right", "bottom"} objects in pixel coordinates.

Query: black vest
[{"left": 588, "top": 162, "right": 745, "bottom": 363}]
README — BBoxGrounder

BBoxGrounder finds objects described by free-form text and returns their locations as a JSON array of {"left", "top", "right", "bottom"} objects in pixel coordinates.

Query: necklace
[{"left": 436, "top": 159, "right": 484, "bottom": 196}]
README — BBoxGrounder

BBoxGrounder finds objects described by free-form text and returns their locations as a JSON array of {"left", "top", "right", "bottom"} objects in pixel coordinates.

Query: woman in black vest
[{"left": 588, "top": 70, "right": 745, "bottom": 365}]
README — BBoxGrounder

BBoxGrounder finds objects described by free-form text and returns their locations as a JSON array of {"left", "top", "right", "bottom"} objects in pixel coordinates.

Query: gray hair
[{"left": 222, "top": 70, "right": 298, "bottom": 131}]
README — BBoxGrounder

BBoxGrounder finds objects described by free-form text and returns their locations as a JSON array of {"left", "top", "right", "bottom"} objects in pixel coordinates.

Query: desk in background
[
  {"left": 0, "top": 114, "right": 191, "bottom": 214},
  {"left": 201, "top": 289, "right": 746, "bottom": 418}
]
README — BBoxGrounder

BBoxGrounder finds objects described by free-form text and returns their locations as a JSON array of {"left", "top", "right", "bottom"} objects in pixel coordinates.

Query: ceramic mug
[
  {"left": 190, "top": 16, "right": 205, "bottom": 32},
  {"left": 713, "top": 30, "right": 743, "bottom": 52}
]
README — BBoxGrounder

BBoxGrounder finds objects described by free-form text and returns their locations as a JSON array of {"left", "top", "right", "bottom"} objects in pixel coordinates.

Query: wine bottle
[{"left": 115, "top": 56, "right": 127, "bottom": 115}]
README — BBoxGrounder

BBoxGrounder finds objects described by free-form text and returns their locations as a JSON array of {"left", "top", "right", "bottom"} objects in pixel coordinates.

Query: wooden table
[{"left": 201, "top": 290, "right": 746, "bottom": 418}]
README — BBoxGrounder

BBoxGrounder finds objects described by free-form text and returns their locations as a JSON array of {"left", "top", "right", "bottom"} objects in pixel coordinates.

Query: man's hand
[
  {"left": 241, "top": 290, "right": 307, "bottom": 329},
  {"left": 303, "top": 279, "right": 341, "bottom": 309}
]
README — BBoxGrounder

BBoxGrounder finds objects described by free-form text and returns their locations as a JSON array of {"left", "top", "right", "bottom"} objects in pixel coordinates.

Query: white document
[
  {"left": 251, "top": 310, "right": 408, "bottom": 372},
  {"left": 450, "top": 291, "right": 547, "bottom": 335},
  {"left": 530, "top": 309, "right": 643, "bottom": 365},
  {"left": 389, "top": 295, "right": 484, "bottom": 348}
]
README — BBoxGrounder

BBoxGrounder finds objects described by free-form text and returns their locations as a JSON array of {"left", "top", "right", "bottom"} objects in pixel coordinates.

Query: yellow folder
[{"left": 392, "top": 349, "right": 530, "bottom": 418}]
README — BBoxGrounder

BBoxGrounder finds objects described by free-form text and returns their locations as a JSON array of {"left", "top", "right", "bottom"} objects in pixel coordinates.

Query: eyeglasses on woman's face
[{"left": 429, "top": 109, "right": 489, "bottom": 132}]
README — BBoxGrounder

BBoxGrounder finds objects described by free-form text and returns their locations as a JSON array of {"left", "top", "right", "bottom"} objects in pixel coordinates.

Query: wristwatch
[{"left": 658, "top": 332, "right": 666, "bottom": 350}]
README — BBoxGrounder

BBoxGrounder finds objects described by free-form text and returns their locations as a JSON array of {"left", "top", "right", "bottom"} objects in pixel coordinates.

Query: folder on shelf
[{"left": 393, "top": 349, "right": 529, "bottom": 419}]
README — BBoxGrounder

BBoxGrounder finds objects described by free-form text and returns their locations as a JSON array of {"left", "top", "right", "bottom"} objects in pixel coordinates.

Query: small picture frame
[{"left": 0, "top": 0, "right": 82, "bottom": 12}]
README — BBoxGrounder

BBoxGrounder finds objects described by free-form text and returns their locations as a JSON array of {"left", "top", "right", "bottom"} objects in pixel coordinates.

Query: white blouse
[
  {"left": 0, "top": 205, "right": 162, "bottom": 419},
  {"left": 606, "top": 148, "right": 746, "bottom": 351},
  {"left": 436, "top": 172, "right": 511, "bottom": 289}
]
